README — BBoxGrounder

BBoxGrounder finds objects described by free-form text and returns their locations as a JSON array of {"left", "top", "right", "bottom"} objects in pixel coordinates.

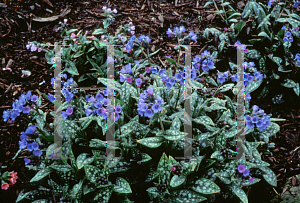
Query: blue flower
[
  {"left": 246, "top": 121, "right": 255, "bottom": 129},
  {"left": 32, "top": 142, "right": 39, "bottom": 150},
  {"left": 24, "top": 158, "right": 31, "bottom": 165},
  {"left": 166, "top": 28, "right": 173, "bottom": 37},
  {"left": 175, "top": 72, "right": 182, "bottom": 81},
  {"left": 251, "top": 116, "right": 258, "bottom": 123},
  {"left": 288, "top": 37, "right": 293, "bottom": 42},
  {"left": 2, "top": 110, "right": 10, "bottom": 122},
  {"left": 48, "top": 93, "right": 55, "bottom": 103},
  {"left": 22, "top": 106, "right": 31, "bottom": 114},
  {"left": 27, "top": 143, "right": 34, "bottom": 151},
  {"left": 85, "top": 108, "right": 93, "bottom": 117},
  {"left": 189, "top": 31, "right": 197, "bottom": 42},
  {"left": 151, "top": 68, "right": 157, "bottom": 74},
  {"left": 135, "top": 78, "right": 143, "bottom": 86},
  {"left": 145, "top": 109, "right": 153, "bottom": 118},
  {"left": 152, "top": 103, "right": 162, "bottom": 113},
  {"left": 33, "top": 149, "right": 42, "bottom": 156},
  {"left": 245, "top": 115, "right": 251, "bottom": 122},
  {"left": 165, "top": 82, "right": 172, "bottom": 89},
  {"left": 246, "top": 93, "right": 251, "bottom": 101},
  {"left": 218, "top": 74, "right": 226, "bottom": 84},
  {"left": 285, "top": 31, "right": 291, "bottom": 37},
  {"left": 243, "top": 169, "right": 250, "bottom": 177},
  {"left": 115, "top": 106, "right": 122, "bottom": 114},
  {"left": 96, "top": 93, "right": 104, "bottom": 102},
  {"left": 31, "top": 95, "right": 39, "bottom": 102},
  {"left": 125, "top": 63, "right": 132, "bottom": 73},
  {"left": 282, "top": 25, "right": 286, "bottom": 30},
  {"left": 19, "top": 140, "right": 27, "bottom": 150},
  {"left": 147, "top": 87, "right": 154, "bottom": 95},
  {"left": 62, "top": 111, "right": 69, "bottom": 119},
  {"left": 156, "top": 97, "right": 164, "bottom": 105}
]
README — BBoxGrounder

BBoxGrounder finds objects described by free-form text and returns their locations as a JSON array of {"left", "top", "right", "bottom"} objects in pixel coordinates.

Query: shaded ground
[{"left": 0, "top": 0, "right": 299, "bottom": 202}]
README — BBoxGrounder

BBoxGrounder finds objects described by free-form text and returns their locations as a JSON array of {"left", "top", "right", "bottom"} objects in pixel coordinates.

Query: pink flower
[
  {"left": 1, "top": 183, "right": 9, "bottom": 190},
  {"left": 131, "top": 31, "right": 135, "bottom": 35},
  {"left": 113, "top": 9, "right": 117, "bottom": 14},
  {"left": 71, "top": 33, "right": 76, "bottom": 39},
  {"left": 90, "top": 35, "right": 95, "bottom": 39},
  {"left": 64, "top": 19, "right": 67, "bottom": 24},
  {"left": 224, "top": 27, "right": 228, "bottom": 31},
  {"left": 171, "top": 166, "right": 176, "bottom": 172},
  {"left": 126, "top": 77, "right": 133, "bottom": 83},
  {"left": 107, "top": 8, "right": 111, "bottom": 12},
  {"left": 249, "top": 177, "right": 255, "bottom": 183},
  {"left": 38, "top": 48, "right": 42, "bottom": 52},
  {"left": 104, "top": 39, "right": 107, "bottom": 43},
  {"left": 296, "top": 27, "right": 299, "bottom": 31},
  {"left": 8, "top": 178, "right": 17, "bottom": 185},
  {"left": 10, "top": 171, "right": 18, "bottom": 180},
  {"left": 129, "top": 22, "right": 133, "bottom": 26}
]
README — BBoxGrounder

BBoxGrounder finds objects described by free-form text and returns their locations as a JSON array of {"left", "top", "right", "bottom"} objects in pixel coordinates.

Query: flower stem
[
  {"left": 213, "top": 0, "right": 227, "bottom": 24},
  {"left": 158, "top": 114, "right": 165, "bottom": 134}
]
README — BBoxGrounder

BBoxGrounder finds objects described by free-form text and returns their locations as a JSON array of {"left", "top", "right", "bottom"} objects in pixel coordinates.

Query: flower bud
[{"left": 64, "top": 19, "right": 67, "bottom": 24}]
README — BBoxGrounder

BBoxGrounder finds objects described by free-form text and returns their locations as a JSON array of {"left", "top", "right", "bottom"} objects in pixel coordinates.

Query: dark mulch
[{"left": 0, "top": 0, "right": 299, "bottom": 202}]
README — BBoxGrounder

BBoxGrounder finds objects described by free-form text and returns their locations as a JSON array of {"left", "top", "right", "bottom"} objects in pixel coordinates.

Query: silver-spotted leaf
[
  {"left": 30, "top": 168, "right": 53, "bottom": 183},
  {"left": 191, "top": 178, "right": 220, "bottom": 194},
  {"left": 76, "top": 153, "right": 94, "bottom": 169},
  {"left": 137, "top": 136, "right": 164, "bottom": 148},
  {"left": 170, "top": 175, "right": 186, "bottom": 188},
  {"left": 114, "top": 177, "right": 132, "bottom": 194},
  {"left": 231, "top": 185, "right": 248, "bottom": 203},
  {"left": 171, "top": 189, "right": 207, "bottom": 202}
]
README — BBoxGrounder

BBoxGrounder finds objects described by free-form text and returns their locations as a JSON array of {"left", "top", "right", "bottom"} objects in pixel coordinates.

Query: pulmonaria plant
[{"left": 192, "top": 50, "right": 216, "bottom": 71}]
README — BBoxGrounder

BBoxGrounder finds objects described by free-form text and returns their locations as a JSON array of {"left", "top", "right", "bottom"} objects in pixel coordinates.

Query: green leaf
[
  {"left": 170, "top": 116, "right": 181, "bottom": 131},
  {"left": 204, "top": 1, "right": 213, "bottom": 8},
  {"left": 71, "top": 179, "right": 84, "bottom": 199},
  {"left": 293, "top": 83, "right": 300, "bottom": 96},
  {"left": 191, "top": 178, "right": 220, "bottom": 194},
  {"left": 76, "top": 153, "right": 94, "bottom": 169},
  {"left": 262, "top": 122, "right": 279, "bottom": 137},
  {"left": 231, "top": 185, "right": 248, "bottom": 203},
  {"left": 171, "top": 189, "right": 207, "bottom": 202},
  {"left": 66, "top": 29, "right": 78, "bottom": 35},
  {"left": 157, "top": 153, "right": 171, "bottom": 185},
  {"left": 138, "top": 153, "right": 152, "bottom": 164},
  {"left": 165, "top": 56, "right": 178, "bottom": 67},
  {"left": 258, "top": 32, "right": 271, "bottom": 41},
  {"left": 235, "top": 21, "right": 246, "bottom": 32},
  {"left": 49, "top": 164, "right": 72, "bottom": 172},
  {"left": 93, "top": 29, "right": 107, "bottom": 35},
  {"left": 146, "top": 187, "right": 160, "bottom": 199},
  {"left": 215, "top": 172, "right": 231, "bottom": 184},
  {"left": 84, "top": 165, "right": 102, "bottom": 183},
  {"left": 170, "top": 175, "right": 186, "bottom": 188},
  {"left": 163, "top": 130, "right": 186, "bottom": 141},
  {"left": 114, "top": 177, "right": 132, "bottom": 194},
  {"left": 219, "top": 83, "right": 234, "bottom": 92},
  {"left": 133, "top": 49, "right": 142, "bottom": 58},
  {"left": 66, "top": 61, "right": 79, "bottom": 75},
  {"left": 93, "top": 185, "right": 113, "bottom": 202},
  {"left": 218, "top": 40, "right": 225, "bottom": 52},
  {"left": 103, "top": 19, "right": 111, "bottom": 29},
  {"left": 246, "top": 49, "right": 261, "bottom": 59},
  {"left": 193, "top": 116, "right": 215, "bottom": 126},
  {"left": 73, "top": 51, "right": 84, "bottom": 58},
  {"left": 246, "top": 79, "right": 263, "bottom": 93},
  {"left": 281, "top": 78, "right": 296, "bottom": 88},
  {"left": 90, "top": 139, "right": 107, "bottom": 148},
  {"left": 30, "top": 168, "right": 53, "bottom": 183},
  {"left": 261, "top": 167, "right": 277, "bottom": 187},
  {"left": 241, "top": 177, "right": 260, "bottom": 186},
  {"left": 137, "top": 136, "right": 165, "bottom": 148}
]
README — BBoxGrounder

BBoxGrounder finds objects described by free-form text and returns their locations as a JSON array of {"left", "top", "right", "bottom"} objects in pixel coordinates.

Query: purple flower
[
  {"left": 30, "top": 44, "right": 37, "bottom": 52},
  {"left": 22, "top": 106, "right": 31, "bottom": 114},
  {"left": 135, "top": 78, "right": 143, "bottom": 86},
  {"left": 32, "top": 142, "right": 39, "bottom": 150},
  {"left": 145, "top": 67, "right": 151, "bottom": 73},
  {"left": 252, "top": 105, "right": 259, "bottom": 112},
  {"left": 3, "top": 110, "right": 10, "bottom": 122},
  {"left": 66, "top": 107, "right": 73, "bottom": 116},
  {"left": 113, "top": 8, "right": 117, "bottom": 13},
  {"left": 245, "top": 115, "right": 251, "bottom": 122},
  {"left": 249, "top": 177, "right": 255, "bottom": 183},
  {"left": 96, "top": 93, "right": 104, "bottom": 102},
  {"left": 246, "top": 93, "right": 251, "bottom": 101},
  {"left": 286, "top": 31, "right": 291, "bottom": 37},
  {"left": 282, "top": 25, "right": 286, "bottom": 30},
  {"left": 189, "top": 31, "right": 197, "bottom": 42},
  {"left": 24, "top": 158, "right": 31, "bottom": 165},
  {"left": 175, "top": 72, "right": 182, "bottom": 81},
  {"left": 31, "top": 95, "right": 38, "bottom": 102},
  {"left": 147, "top": 87, "right": 154, "bottom": 95},
  {"left": 283, "top": 37, "right": 289, "bottom": 43},
  {"left": 237, "top": 164, "right": 246, "bottom": 173},
  {"left": 62, "top": 111, "right": 69, "bottom": 119},
  {"left": 50, "top": 151, "right": 56, "bottom": 158},
  {"left": 48, "top": 93, "right": 55, "bottom": 102},
  {"left": 152, "top": 103, "right": 162, "bottom": 113},
  {"left": 156, "top": 96, "right": 164, "bottom": 105},
  {"left": 125, "top": 63, "right": 132, "bottom": 73},
  {"left": 115, "top": 106, "right": 122, "bottom": 114},
  {"left": 246, "top": 121, "right": 255, "bottom": 129},
  {"left": 115, "top": 112, "right": 120, "bottom": 121},
  {"left": 166, "top": 28, "right": 173, "bottom": 37},
  {"left": 25, "top": 125, "right": 36, "bottom": 134},
  {"left": 243, "top": 169, "right": 250, "bottom": 177}
]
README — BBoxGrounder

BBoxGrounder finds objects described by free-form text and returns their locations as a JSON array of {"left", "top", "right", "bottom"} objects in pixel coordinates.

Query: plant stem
[
  {"left": 158, "top": 114, "right": 165, "bottom": 134},
  {"left": 221, "top": 0, "right": 227, "bottom": 22},
  {"left": 213, "top": 0, "right": 227, "bottom": 24},
  {"left": 177, "top": 38, "right": 181, "bottom": 68},
  {"left": 174, "top": 86, "right": 181, "bottom": 109}
]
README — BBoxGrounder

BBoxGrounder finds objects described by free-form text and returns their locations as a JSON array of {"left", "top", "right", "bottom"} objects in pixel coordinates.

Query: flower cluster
[
  {"left": 283, "top": 29, "right": 293, "bottom": 43},
  {"left": 218, "top": 71, "right": 229, "bottom": 84},
  {"left": 120, "top": 63, "right": 134, "bottom": 84},
  {"left": 192, "top": 50, "right": 215, "bottom": 72},
  {"left": 2, "top": 91, "right": 39, "bottom": 122},
  {"left": 245, "top": 105, "right": 271, "bottom": 131},
  {"left": 49, "top": 74, "right": 78, "bottom": 103},
  {"left": 166, "top": 26, "right": 186, "bottom": 38},
  {"left": 236, "top": 164, "right": 255, "bottom": 183},
  {"left": 1, "top": 171, "right": 18, "bottom": 190},
  {"left": 102, "top": 6, "right": 117, "bottom": 14},
  {"left": 26, "top": 42, "right": 43, "bottom": 52},
  {"left": 293, "top": 0, "right": 300, "bottom": 8},
  {"left": 125, "top": 35, "right": 136, "bottom": 53},
  {"left": 18, "top": 125, "right": 43, "bottom": 165},
  {"left": 137, "top": 87, "right": 164, "bottom": 118},
  {"left": 85, "top": 90, "right": 122, "bottom": 121},
  {"left": 234, "top": 41, "right": 249, "bottom": 53},
  {"left": 138, "top": 35, "right": 151, "bottom": 47},
  {"left": 135, "top": 74, "right": 150, "bottom": 89}
]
